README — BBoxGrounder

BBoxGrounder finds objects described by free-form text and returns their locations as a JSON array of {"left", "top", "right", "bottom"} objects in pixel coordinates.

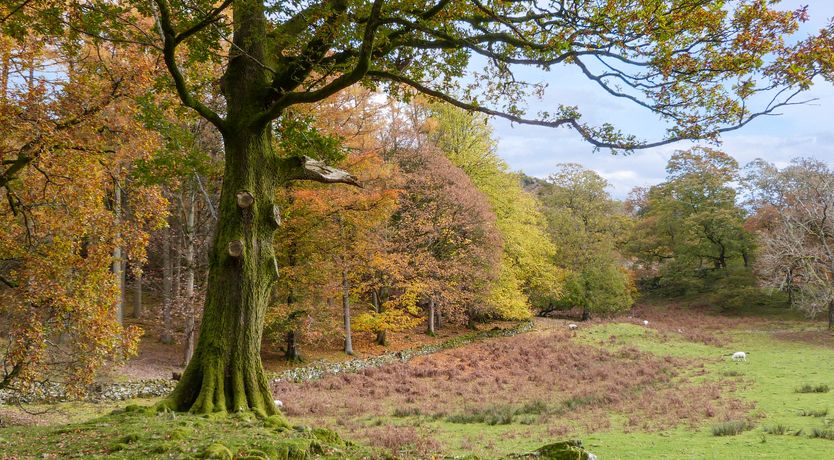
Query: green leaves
[{"left": 276, "top": 115, "right": 347, "bottom": 164}]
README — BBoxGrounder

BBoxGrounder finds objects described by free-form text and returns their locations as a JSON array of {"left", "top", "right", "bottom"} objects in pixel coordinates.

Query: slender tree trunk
[
  {"left": 582, "top": 307, "right": 591, "bottom": 321},
  {"left": 342, "top": 267, "right": 353, "bottom": 355},
  {"left": 828, "top": 300, "right": 834, "bottom": 331},
  {"left": 113, "top": 180, "right": 124, "bottom": 325},
  {"left": 372, "top": 290, "right": 386, "bottom": 346},
  {"left": 161, "top": 225, "right": 174, "bottom": 345},
  {"left": 183, "top": 189, "right": 196, "bottom": 366},
  {"left": 133, "top": 271, "right": 143, "bottom": 318},
  {"left": 285, "top": 330, "right": 301, "bottom": 363},
  {"left": 427, "top": 298, "right": 435, "bottom": 336},
  {"left": 174, "top": 229, "right": 182, "bottom": 304}
]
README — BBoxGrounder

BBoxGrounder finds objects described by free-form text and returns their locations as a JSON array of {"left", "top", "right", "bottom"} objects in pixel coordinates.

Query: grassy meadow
[{"left": 1, "top": 301, "right": 833, "bottom": 459}]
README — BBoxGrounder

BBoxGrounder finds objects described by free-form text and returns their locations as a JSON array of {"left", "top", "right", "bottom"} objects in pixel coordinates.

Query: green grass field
[
  {"left": 578, "top": 323, "right": 834, "bottom": 459},
  {"left": 1, "top": 302, "right": 833, "bottom": 459}
]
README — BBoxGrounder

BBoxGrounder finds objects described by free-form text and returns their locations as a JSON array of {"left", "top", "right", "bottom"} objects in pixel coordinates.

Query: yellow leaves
[
  {"left": 354, "top": 308, "right": 423, "bottom": 334},
  {"left": 0, "top": 35, "right": 166, "bottom": 393}
]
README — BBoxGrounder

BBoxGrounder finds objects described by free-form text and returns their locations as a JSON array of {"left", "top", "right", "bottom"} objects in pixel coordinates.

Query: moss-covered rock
[
  {"left": 274, "top": 438, "right": 313, "bottom": 460},
  {"left": 527, "top": 440, "right": 590, "bottom": 460},
  {"left": 202, "top": 442, "right": 234, "bottom": 459},
  {"left": 169, "top": 427, "right": 192, "bottom": 440},
  {"left": 236, "top": 448, "right": 271, "bottom": 460},
  {"left": 312, "top": 427, "right": 344, "bottom": 446},
  {"left": 264, "top": 414, "right": 292, "bottom": 430}
]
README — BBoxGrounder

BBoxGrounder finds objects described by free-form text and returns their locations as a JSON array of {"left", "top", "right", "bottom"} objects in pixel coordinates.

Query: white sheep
[
  {"left": 274, "top": 399, "right": 284, "bottom": 408},
  {"left": 588, "top": 454, "right": 598, "bottom": 460},
  {"left": 568, "top": 323, "right": 578, "bottom": 330},
  {"left": 731, "top": 351, "right": 748, "bottom": 362},
  {"left": 642, "top": 320, "right": 649, "bottom": 326}
]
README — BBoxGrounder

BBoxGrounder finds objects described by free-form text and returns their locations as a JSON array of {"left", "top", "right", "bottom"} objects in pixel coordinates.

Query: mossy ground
[{"left": 0, "top": 406, "right": 371, "bottom": 459}]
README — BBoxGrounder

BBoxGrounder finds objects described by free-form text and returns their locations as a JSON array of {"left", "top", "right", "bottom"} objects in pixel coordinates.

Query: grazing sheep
[
  {"left": 274, "top": 399, "right": 284, "bottom": 408},
  {"left": 568, "top": 323, "right": 578, "bottom": 330},
  {"left": 642, "top": 320, "right": 649, "bottom": 326},
  {"left": 732, "top": 351, "right": 748, "bottom": 362},
  {"left": 588, "top": 454, "right": 598, "bottom": 460}
]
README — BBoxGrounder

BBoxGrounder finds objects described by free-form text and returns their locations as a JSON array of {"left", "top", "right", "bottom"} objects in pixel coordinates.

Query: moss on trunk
[{"left": 161, "top": 126, "right": 282, "bottom": 415}]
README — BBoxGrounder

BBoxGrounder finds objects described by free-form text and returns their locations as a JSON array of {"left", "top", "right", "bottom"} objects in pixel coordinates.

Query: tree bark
[
  {"left": 829, "top": 300, "right": 834, "bottom": 331},
  {"left": 285, "top": 330, "right": 301, "bottom": 363},
  {"left": 427, "top": 298, "right": 435, "bottom": 335},
  {"left": 162, "top": 123, "right": 283, "bottom": 416},
  {"left": 159, "top": 0, "right": 357, "bottom": 415},
  {"left": 161, "top": 225, "right": 174, "bottom": 345},
  {"left": 582, "top": 307, "right": 591, "bottom": 321},
  {"left": 133, "top": 271, "right": 143, "bottom": 318},
  {"left": 183, "top": 188, "right": 196, "bottom": 366},
  {"left": 342, "top": 267, "right": 353, "bottom": 355},
  {"left": 112, "top": 180, "right": 124, "bottom": 325},
  {"left": 372, "top": 290, "right": 386, "bottom": 346}
]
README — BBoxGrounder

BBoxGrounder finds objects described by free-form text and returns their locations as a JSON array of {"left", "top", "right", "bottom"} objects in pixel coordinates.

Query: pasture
[{"left": 2, "top": 301, "right": 832, "bottom": 459}]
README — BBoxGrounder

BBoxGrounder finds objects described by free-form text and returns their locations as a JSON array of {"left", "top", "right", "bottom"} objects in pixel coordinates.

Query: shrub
[
  {"left": 392, "top": 407, "right": 422, "bottom": 417},
  {"left": 798, "top": 408, "right": 828, "bottom": 417},
  {"left": 810, "top": 428, "right": 834, "bottom": 440},
  {"left": 712, "top": 420, "right": 754, "bottom": 436},
  {"left": 763, "top": 424, "right": 790, "bottom": 435},
  {"left": 517, "top": 400, "right": 549, "bottom": 415},
  {"left": 795, "top": 384, "right": 830, "bottom": 394},
  {"left": 446, "top": 400, "right": 551, "bottom": 425}
]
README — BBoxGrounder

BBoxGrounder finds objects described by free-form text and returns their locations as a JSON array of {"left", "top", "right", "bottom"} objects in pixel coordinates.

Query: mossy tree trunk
[
  {"left": 156, "top": 0, "right": 360, "bottom": 414},
  {"left": 164, "top": 125, "right": 282, "bottom": 415}
]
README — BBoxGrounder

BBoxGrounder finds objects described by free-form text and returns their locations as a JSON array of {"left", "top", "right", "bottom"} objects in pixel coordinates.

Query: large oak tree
[{"left": 3, "top": 0, "right": 825, "bottom": 414}]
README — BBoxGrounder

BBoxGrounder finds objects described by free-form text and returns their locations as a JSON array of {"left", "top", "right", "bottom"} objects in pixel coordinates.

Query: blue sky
[{"left": 490, "top": 1, "right": 834, "bottom": 198}]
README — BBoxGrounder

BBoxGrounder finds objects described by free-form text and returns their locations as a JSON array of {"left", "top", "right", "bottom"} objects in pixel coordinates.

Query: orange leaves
[{"left": 0, "top": 36, "right": 166, "bottom": 392}]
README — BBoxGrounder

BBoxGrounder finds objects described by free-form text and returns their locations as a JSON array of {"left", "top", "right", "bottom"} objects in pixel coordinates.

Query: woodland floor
[{"left": 2, "top": 300, "right": 834, "bottom": 459}]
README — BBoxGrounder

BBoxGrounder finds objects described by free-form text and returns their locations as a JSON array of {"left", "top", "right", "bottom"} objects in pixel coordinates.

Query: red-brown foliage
[{"left": 273, "top": 323, "right": 750, "bottom": 451}]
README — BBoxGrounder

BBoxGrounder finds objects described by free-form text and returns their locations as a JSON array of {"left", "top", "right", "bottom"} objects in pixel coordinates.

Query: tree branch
[
  {"left": 281, "top": 156, "right": 361, "bottom": 187},
  {"left": 154, "top": 0, "right": 227, "bottom": 133}
]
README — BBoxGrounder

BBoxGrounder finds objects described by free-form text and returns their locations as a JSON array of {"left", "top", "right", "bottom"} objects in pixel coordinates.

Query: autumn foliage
[{"left": 0, "top": 37, "right": 167, "bottom": 392}]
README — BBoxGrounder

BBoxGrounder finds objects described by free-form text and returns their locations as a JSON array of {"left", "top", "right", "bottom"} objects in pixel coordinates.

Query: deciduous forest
[{"left": 1, "top": 1, "right": 834, "bottom": 458}]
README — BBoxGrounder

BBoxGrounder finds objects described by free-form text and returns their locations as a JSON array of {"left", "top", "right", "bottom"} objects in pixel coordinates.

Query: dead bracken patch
[{"left": 273, "top": 325, "right": 750, "bottom": 449}]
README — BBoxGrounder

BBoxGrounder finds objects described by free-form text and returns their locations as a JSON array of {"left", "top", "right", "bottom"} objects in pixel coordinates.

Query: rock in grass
[
  {"left": 202, "top": 442, "right": 234, "bottom": 460},
  {"left": 522, "top": 440, "right": 592, "bottom": 459}
]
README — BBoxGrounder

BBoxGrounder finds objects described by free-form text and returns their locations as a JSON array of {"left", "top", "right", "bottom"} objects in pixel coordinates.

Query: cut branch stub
[
  {"left": 236, "top": 190, "right": 255, "bottom": 208},
  {"left": 271, "top": 205, "right": 282, "bottom": 227},
  {"left": 227, "top": 240, "right": 244, "bottom": 258},
  {"left": 286, "top": 156, "right": 361, "bottom": 187}
]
